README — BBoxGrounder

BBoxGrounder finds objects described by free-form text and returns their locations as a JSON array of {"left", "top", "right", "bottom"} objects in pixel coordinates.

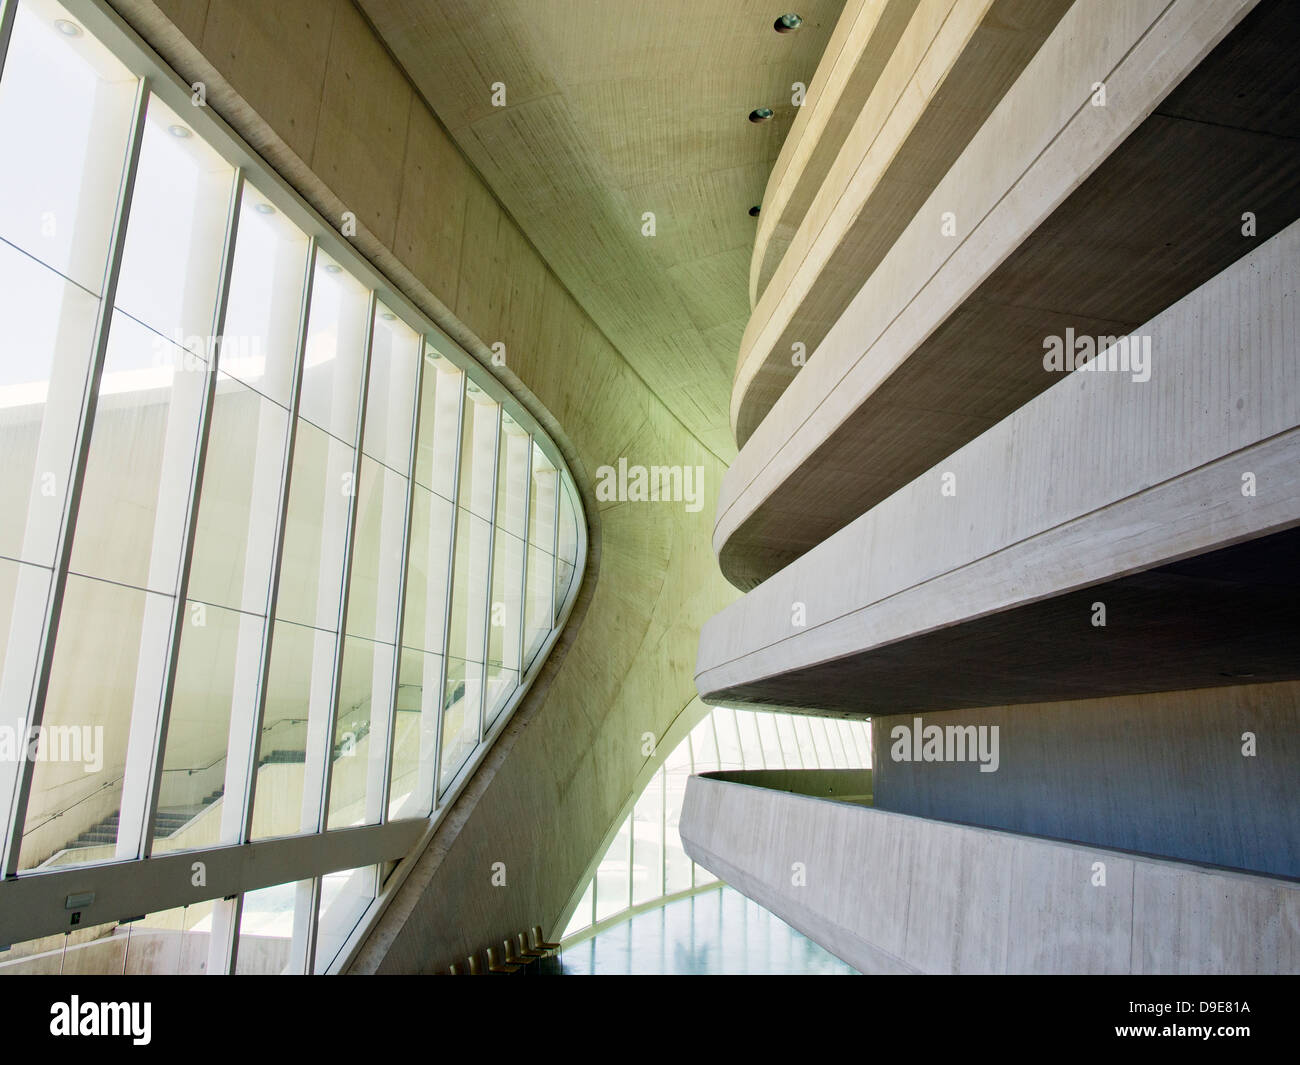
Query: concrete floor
[{"left": 559, "top": 887, "right": 857, "bottom": 976}]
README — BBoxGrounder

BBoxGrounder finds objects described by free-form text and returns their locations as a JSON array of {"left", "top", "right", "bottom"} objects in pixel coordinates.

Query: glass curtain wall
[
  {"left": 563, "top": 706, "right": 872, "bottom": 940},
  {"left": 0, "top": 0, "right": 583, "bottom": 974}
]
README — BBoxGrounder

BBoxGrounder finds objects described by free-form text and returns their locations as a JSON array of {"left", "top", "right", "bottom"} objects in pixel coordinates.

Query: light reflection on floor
[{"left": 560, "top": 886, "right": 859, "bottom": 975}]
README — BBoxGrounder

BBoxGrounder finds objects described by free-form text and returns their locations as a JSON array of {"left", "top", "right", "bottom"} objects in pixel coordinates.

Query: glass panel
[
  {"left": 401, "top": 484, "right": 453, "bottom": 663},
  {"left": 775, "top": 713, "right": 802, "bottom": 768},
  {"left": 122, "top": 900, "right": 215, "bottom": 974},
  {"left": 152, "top": 600, "right": 261, "bottom": 853},
  {"left": 664, "top": 742, "right": 692, "bottom": 894},
  {"left": 297, "top": 253, "right": 368, "bottom": 442},
  {"left": 326, "top": 635, "right": 393, "bottom": 829},
  {"left": 715, "top": 706, "right": 744, "bottom": 769},
  {"left": 810, "top": 716, "right": 836, "bottom": 766},
  {"left": 361, "top": 306, "right": 419, "bottom": 471},
  {"left": 235, "top": 880, "right": 308, "bottom": 974},
  {"left": 412, "top": 354, "right": 461, "bottom": 498},
  {"left": 19, "top": 575, "right": 170, "bottom": 869},
  {"left": 632, "top": 770, "right": 664, "bottom": 906},
  {"left": 66, "top": 312, "right": 207, "bottom": 592},
  {"left": 689, "top": 715, "right": 718, "bottom": 771},
  {"left": 438, "top": 656, "right": 481, "bottom": 793},
  {"left": 594, "top": 816, "right": 632, "bottom": 922},
  {"left": 273, "top": 421, "right": 352, "bottom": 631},
  {"left": 527, "top": 443, "right": 557, "bottom": 550},
  {"left": 0, "top": 920, "right": 123, "bottom": 975},
  {"left": 0, "top": 240, "right": 100, "bottom": 568},
  {"left": 251, "top": 619, "right": 331, "bottom": 840},
  {"left": 0, "top": 0, "right": 138, "bottom": 293},
  {"left": 563, "top": 879, "right": 595, "bottom": 938},
  {"left": 185, "top": 375, "right": 289, "bottom": 614},
  {"left": 557, "top": 478, "right": 579, "bottom": 566},
  {"left": 387, "top": 646, "right": 441, "bottom": 820},
  {"left": 457, "top": 387, "right": 497, "bottom": 520},
  {"left": 439, "top": 508, "right": 489, "bottom": 791},
  {"left": 485, "top": 528, "right": 524, "bottom": 727},
  {"left": 737, "top": 710, "right": 765, "bottom": 769},
  {"left": 756, "top": 712, "right": 783, "bottom": 769},
  {"left": 523, "top": 543, "right": 552, "bottom": 670},
  {"left": 313, "top": 865, "right": 378, "bottom": 973},
  {"left": 495, "top": 418, "right": 529, "bottom": 539},
  {"left": 216, "top": 187, "right": 309, "bottom": 407},
  {"left": 793, "top": 715, "right": 819, "bottom": 767},
  {"left": 343, "top": 457, "right": 406, "bottom": 645},
  {"left": 112, "top": 95, "right": 233, "bottom": 344},
  {"left": 0, "top": 559, "right": 53, "bottom": 850}
]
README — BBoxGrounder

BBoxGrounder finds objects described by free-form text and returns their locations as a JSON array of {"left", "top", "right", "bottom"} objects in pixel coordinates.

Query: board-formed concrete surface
[
  {"left": 720, "top": 0, "right": 1293, "bottom": 588},
  {"left": 680, "top": 771, "right": 1300, "bottom": 974},
  {"left": 698, "top": 219, "right": 1300, "bottom": 708}
]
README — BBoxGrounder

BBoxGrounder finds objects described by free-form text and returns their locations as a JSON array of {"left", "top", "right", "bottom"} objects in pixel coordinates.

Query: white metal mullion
[{"left": 1, "top": 79, "right": 150, "bottom": 878}]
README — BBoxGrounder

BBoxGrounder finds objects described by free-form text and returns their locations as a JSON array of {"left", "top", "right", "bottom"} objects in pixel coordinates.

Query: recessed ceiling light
[
  {"left": 749, "top": 205, "right": 761, "bottom": 217},
  {"left": 54, "top": 19, "right": 83, "bottom": 37},
  {"left": 323, "top": 263, "right": 343, "bottom": 275},
  {"left": 774, "top": 13, "right": 803, "bottom": 33},
  {"left": 253, "top": 202, "right": 276, "bottom": 215},
  {"left": 467, "top": 382, "right": 482, "bottom": 394},
  {"left": 749, "top": 107, "right": 775, "bottom": 124},
  {"left": 380, "top": 311, "right": 397, "bottom": 321},
  {"left": 167, "top": 124, "right": 192, "bottom": 139}
]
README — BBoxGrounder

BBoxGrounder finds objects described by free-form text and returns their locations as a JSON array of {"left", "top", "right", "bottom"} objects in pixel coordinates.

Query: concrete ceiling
[{"left": 356, "top": 0, "right": 848, "bottom": 461}]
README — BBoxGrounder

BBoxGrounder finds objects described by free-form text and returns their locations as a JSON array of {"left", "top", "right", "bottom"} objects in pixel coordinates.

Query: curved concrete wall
[{"left": 108, "top": 0, "right": 738, "bottom": 972}]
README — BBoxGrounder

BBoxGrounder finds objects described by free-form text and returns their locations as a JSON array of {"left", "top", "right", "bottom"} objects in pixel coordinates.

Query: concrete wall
[
  {"left": 681, "top": 771, "right": 1300, "bottom": 973},
  {"left": 872, "top": 682, "right": 1300, "bottom": 879},
  {"left": 106, "top": 0, "right": 737, "bottom": 972}
]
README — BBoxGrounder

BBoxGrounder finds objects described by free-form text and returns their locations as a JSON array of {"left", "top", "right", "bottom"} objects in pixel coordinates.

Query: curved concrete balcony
[
  {"left": 699, "top": 219, "right": 1300, "bottom": 712},
  {"left": 720, "top": 0, "right": 1294, "bottom": 589},
  {"left": 680, "top": 770, "right": 1300, "bottom": 973},
  {"left": 738, "top": 0, "right": 1073, "bottom": 442}
]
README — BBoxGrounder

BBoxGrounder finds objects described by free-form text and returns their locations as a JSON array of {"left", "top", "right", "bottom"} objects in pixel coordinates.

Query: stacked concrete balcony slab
[{"left": 696, "top": 0, "right": 1300, "bottom": 973}]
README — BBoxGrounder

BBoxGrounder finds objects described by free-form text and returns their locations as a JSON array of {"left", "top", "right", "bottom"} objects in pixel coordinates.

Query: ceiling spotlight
[
  {"left": 749, "top": 107, "right": 775, "bottom": 123},
  {"left": 774, "top": 13, "right": 803, "bottom": 33},
  {"left": 54, "top": 18, "right": 83, "bottom": 37},
  {"left": 749, "top": 205, "right": 761, "bottom": 217},
  {"left": 323, "top": 263, "right": 343, "bottom": 275},
  {"left": 253, "top": 202, "right": 276, "bottom": 215},
  {"left": 167, "top": 124, "right": 192, "bottom": 139}
]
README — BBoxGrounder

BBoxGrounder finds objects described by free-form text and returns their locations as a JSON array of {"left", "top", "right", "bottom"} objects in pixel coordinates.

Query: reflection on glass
[
  {"left": 113, "top": 94, "right": 233, "bottom": 343},
  {"left": 313, "top": 865, "right": 377, "bottom": 973},
  {"left": 235, "top": 880, "right": 306, "bottom": 974},
  {"left": 0, "top": 0, "right": 138, "bottom": 293},
  {"left": 595, "top": 817, "right": 632, "bottom": 922},
  {"left": 297, "top": 253, "right": 368, "bottom": 442}
]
